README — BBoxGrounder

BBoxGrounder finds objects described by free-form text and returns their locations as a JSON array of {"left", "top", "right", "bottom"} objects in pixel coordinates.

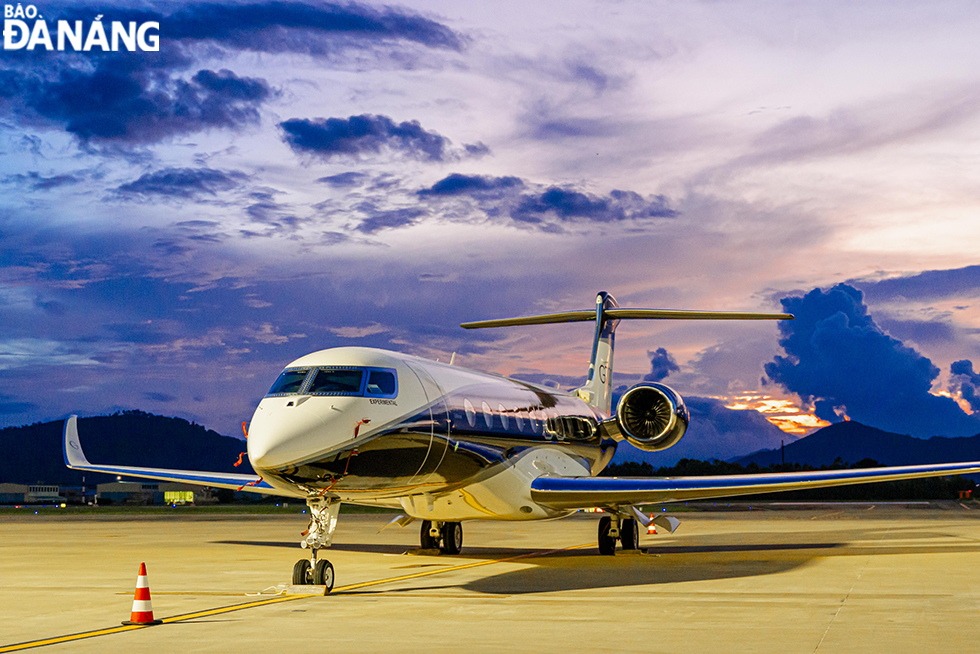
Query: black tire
[
  {"left": 598, "top": 516, "right": 616, "bottom": 556},
  {"left": 621, "top": 518, "right": 639, "bottom": 550},
  {"left": 292, "top": 559, "right": 311, "bottom": 585},
  {"left": 441, "top": 522, "right": 462, "bottom": 555},
  {"left": 313, "top": 559, "right": 334, "bottom": 592},
  {"left": 420, "top": 520, "right": 437, "bottom": 549}
]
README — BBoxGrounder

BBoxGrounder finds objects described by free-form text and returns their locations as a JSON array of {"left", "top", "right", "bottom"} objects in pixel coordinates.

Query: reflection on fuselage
[{"left": 256, "top": 380, "right": 608, "bottom": 499}]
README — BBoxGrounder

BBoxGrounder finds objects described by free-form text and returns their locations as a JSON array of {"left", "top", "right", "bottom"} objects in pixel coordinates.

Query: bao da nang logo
[{"left": 3, "top": 4, "right": 159, "bottom": 51}]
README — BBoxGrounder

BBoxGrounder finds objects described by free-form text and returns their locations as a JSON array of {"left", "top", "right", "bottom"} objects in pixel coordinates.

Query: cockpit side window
[
  {"left": 308, "top": 368, "right": 364, "bottom": 395},
  {"left": 267, "top": 368, "right": 310, "bottom": 395},
  {"left": 365, "top": 370, "right": 397, "bottom": 396}
]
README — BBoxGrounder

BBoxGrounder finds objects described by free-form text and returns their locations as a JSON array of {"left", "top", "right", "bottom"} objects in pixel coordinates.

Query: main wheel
[
  {"left": 420, "top": 520, "right": 438, "bottom": 549},
  {"left": 292, "top": 558, "right": 311, "bottom": 585},
  {"left": 313, "top": 559, "right": 335, "bottom": 592},
  {"left": 597, "top": 516, "right": 616, "bottom": 556},
  {"left": 621, "top": 518, "right": 639, "bottom": 550},
  {"left": 441, "top": 521, "right": 462, "bottom": 555}
]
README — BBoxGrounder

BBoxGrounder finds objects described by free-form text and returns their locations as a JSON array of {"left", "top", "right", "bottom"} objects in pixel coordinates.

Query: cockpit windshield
[
  {"left": 308, "top": 369, "right": 363, "bottom": 395},
  {"left": 268, "top": 369, "right": 310, "bottom": 395},
  {"left": 265, "top": 366, "right": 398, "bottom": 398}
]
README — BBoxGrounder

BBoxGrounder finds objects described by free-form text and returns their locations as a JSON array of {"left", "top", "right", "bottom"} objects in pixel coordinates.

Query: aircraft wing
[
  {"left": 530, "top": 461, "right": 980, "bottom": 510},
  {"left": 63, "top": 415, "right": 293, "bottom": 496}
]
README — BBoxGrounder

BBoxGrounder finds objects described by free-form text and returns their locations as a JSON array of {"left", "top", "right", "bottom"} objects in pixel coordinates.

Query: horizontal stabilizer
[
  {"left": 63, "top": 416, "right": 296, "bottom": 496},
  {"left": 530, "top": 460, "right": 980, "bottom": 510},
  {"left": 461, "top": 308, "right": 792, "bottom": 329}
]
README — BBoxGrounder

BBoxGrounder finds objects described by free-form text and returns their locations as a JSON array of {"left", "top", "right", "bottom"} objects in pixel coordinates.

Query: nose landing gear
[
  {"left": 420, "top": 519, "right": 463, "bottom": 555},
  {"left": 292, "top": 497, "right": 339, "bottom": 592}
]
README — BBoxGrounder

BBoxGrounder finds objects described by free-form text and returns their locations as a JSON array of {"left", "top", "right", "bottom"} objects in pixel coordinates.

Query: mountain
[
  {"left": 736, "top": 421, "right": 980, "bottom": 468},
  {"left": 0, "top": 411, "right": 254, "bottom": 486}
]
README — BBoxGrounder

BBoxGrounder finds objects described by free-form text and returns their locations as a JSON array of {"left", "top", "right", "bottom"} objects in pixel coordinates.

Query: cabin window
[
  {"left": 464, "top": 399, "right": 477, "bottom": 428},
  {"left": 498, "top": 404, "right": 509, "bottom": 430},
  {"left": 267, "top": 368, "right": 310, "bottom": 395},
  {"left": 482, "top": 401, "right": 494, "bottom": 428},
  {"left": 513, "top": 412, "right": 524, "bottom": 431}
]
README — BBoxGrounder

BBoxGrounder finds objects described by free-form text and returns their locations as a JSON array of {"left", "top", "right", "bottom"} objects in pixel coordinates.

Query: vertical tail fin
[{"left": 576, "top": 292, "right": 620, "bottom": 413}]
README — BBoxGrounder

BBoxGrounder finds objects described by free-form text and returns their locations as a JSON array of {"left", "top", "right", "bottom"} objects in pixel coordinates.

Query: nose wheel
[
  {"left": 292, "top": 556, "right": 335, "bottom": 591},
  {"left": 293, "top": 497, "right": 339, "bottom": 593}
]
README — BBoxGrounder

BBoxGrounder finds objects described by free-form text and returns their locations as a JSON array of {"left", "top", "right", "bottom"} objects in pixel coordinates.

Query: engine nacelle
[{"left": 615, "top": 382, "right": 689, "bottom": 452}]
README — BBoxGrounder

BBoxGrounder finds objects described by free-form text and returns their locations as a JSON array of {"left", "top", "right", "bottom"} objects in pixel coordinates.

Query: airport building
[
  {"left": 95, "top": 481, "right": 213, "bottom": 505},
  {"left": 0, "top": 483, "right": 29, "bottom": 503}
]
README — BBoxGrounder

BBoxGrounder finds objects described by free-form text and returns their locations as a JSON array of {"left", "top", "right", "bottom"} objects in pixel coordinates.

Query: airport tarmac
[{"left": 2, "top": 504, "right": 980, "bottom": 653}]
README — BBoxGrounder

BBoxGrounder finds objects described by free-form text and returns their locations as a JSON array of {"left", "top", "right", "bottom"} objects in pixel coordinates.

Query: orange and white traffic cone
[
  {"left": 122, "top": 562, "right": 162, "bottom": 626},
  {"left": 647, "top": 517, "right": 657, "bottom": 534}
]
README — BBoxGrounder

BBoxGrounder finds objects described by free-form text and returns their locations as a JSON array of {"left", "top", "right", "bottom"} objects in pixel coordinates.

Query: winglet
[{"left": 63, "top": 415, "right": 92, "bottom": 469}]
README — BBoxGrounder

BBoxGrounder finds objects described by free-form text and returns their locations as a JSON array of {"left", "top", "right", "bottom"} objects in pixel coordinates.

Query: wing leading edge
[
  {"left": 530, "top": 461, "right": 980, "bottom": 510},
  {"left": 63, "top": 415, "right": 295, "bottom": 496}
]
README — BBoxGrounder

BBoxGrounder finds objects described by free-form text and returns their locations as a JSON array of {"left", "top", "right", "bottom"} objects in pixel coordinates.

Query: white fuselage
[{"left": 246, "top": 347, "right": 612, "bottom": 521}]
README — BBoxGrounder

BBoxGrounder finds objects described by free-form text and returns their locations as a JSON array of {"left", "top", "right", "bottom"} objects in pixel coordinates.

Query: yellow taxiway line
[{"left": 0, "top": 543, "right": 592, "bottom": 652}]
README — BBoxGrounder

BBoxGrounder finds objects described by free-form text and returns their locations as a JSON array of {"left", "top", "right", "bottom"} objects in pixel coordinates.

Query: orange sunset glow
[{"left": 725, "top": 393, "right": 832, "bottom": 435}]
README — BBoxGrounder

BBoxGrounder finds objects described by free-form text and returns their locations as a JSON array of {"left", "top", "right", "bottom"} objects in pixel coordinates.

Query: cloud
[
  {"left": 317, "top": 172, "right": 369, "bottom": 188},
  {"left": 280, "top": 115, "right": 454, "bottom": 161},
  {"left": 463, "top": 142, "right": 490, "bottom": 157},
  {"left": 143, "top": 391, "right": 177, "bottom": 403},
  {"left": 511, "top": 188, "right": 676, "bottom": 224},
  {"left": 644, "top": 347, "right": 679, "bottom": 382},
  {"left": 0, "top": 393, "right": 37, "bottom": 415},
  {"left": 855, "top": 265, "right": 980, "bottom": 303},
  {"left": 354, "top": 205, "right": 427, "bottom": 234},
  {"left": 164, "top": 1, "right": 463, "bottom": 53},
  {"left": 529, "top": 117, "right": 620, "bottom": 140},
  {"left": 116, "top": 167, "right": 246, "bottom": 199},
  {"left": 950, "top": 360, "right": 980, "bottom": 413},
  {"left": 0, "top": 1, "right": 461, "bottom": 145},
  {"left": 876, "top": 317, "right": 956, "bottom": 346},
  {"left": 415, "top": 174, "right": 678, "bottom": 233},
  {"left": 417, "top": 173, "right": 524, "bottom": 197},
  {"left": 4, "top": 172, "right": 84, "bottom": 191},
  {"left": 764, "top": 284, "right": 980, "bottom": 437},
  {"left": 11, "top": 66, "right": 272, "bottom": 143}
]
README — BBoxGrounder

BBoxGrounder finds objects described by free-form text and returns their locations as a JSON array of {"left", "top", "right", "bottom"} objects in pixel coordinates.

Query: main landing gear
[
  {"left": 420, "top": 519, "right": 463, "bottom": 555},
  {"left": 292, "top": 497, "right": 339, "bottom": 592},
  {"left": 597, "top": 515, "right": 639, "bottom": 555}
]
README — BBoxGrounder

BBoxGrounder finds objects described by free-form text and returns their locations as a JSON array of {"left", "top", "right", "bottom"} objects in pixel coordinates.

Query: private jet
[{"left": 63, "top": 292, "right": 980, "bottom": 592}]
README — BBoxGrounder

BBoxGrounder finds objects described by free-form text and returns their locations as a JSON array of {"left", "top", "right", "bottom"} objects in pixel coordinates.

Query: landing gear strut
[
  {"left": 420, "top": 519, "right": 463, "bottom": 554},
  {"left": 292, "top": 497, "right": 339, "bottom": 592}
]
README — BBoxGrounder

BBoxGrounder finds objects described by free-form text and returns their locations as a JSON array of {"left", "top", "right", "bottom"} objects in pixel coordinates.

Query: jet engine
[{"left": 614, "top": 382, "right": 689, "bottom": 451}]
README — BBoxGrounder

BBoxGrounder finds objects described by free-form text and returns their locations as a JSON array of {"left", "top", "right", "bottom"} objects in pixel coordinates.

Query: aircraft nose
[{"left": 247, "top": 402, "right": 326, "bottom": 470}]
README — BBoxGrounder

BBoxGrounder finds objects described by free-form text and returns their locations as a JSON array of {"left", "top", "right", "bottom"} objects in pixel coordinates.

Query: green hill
[{"left": 0, "top": 410, "right": 254, "bottom": 486}]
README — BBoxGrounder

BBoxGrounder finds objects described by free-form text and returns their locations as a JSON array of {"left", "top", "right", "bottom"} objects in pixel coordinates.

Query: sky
[{"left": 3, "top": 0, "right": 980, "bottom": 463}]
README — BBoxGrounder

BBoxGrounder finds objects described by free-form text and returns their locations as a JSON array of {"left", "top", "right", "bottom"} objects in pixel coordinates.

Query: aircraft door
[{"left": 403, "top": 360, "right": 449, "bottom": 488}]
